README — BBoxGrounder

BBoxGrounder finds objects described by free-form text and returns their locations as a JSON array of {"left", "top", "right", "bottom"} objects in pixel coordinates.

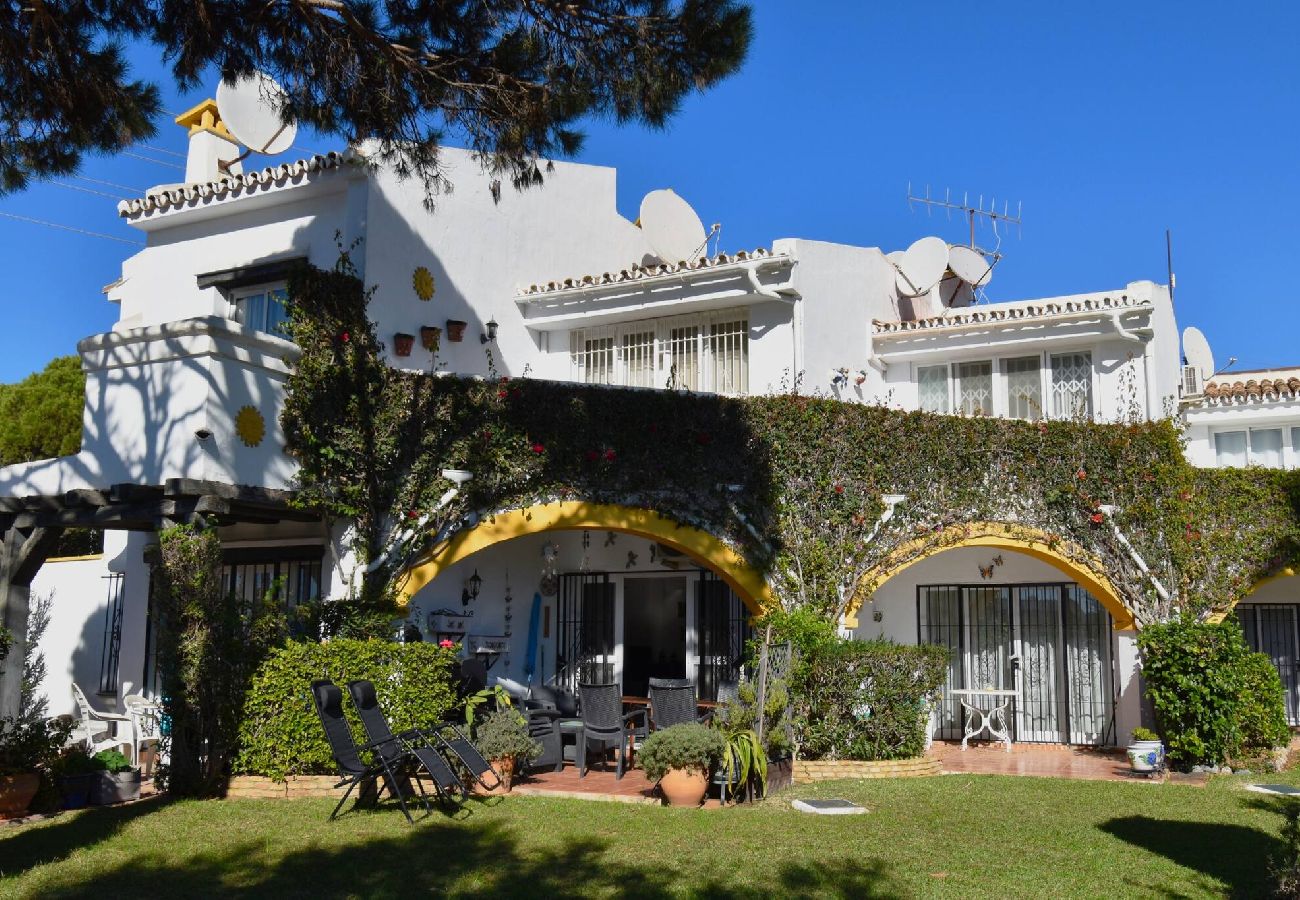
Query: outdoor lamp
[
  {"left": 480, "top": 318, "right": 499, "bottom": 344},
  {"left": 462, "top": 569, "right": 483, "bottom": 606}
]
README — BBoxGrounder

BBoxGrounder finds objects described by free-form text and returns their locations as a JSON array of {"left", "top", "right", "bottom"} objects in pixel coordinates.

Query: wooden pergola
[{"left": 0, "top": 478, "right": 321, "bottom": 720}]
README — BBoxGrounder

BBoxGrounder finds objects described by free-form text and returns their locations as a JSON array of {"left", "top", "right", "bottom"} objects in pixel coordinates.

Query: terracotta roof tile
[
  {"left": 1202, "top": 372, "right": 1300, "bottom": 403},
  {"left": 873, "top": 292, "right": 1150, "bottom": 334},
  {"left": 518, "top": 247, "right": 785, "bottom": 298},
  {"left": 118, "top": 151, "right": 353, "bottom": 219}
]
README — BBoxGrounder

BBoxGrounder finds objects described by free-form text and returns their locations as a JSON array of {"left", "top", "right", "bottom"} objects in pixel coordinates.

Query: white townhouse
[{"left": 0, "top": 97, "right": 1232, "bottom": 751}]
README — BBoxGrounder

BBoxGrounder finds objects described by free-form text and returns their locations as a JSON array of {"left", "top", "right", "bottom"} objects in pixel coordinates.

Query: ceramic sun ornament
[
  {"left": 235, "top": 406, "right": 266, "bottom": 447},
  {"left": 413, "top": 266, "right": 436, "bottom": 301}
]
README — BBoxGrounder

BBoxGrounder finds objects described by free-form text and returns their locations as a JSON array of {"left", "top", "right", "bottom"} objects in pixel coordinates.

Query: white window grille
[
  {"left": 1293, "top": 428, "right": 1300, "bottom": 469},
  {"left": 917, "top": 365, "right": 949, "bottom": 414},
  {"left": 956, "top": 361, "right": 993, "bottom": 415},
  {"left": 1050, "top": 352, "right": 1093, "bottom": 420},
  {"left": 1214, "top": 430, "right": 1247, "bottom": 467},
  {"left": 233, "top": 283, "right": 291, "bottom": 338},
  {"left": 569, "top": 310, "right": 749, "bottom": 395},
  {"left": 1003, "top": 356, "right": 1043, "bottom": 421}
]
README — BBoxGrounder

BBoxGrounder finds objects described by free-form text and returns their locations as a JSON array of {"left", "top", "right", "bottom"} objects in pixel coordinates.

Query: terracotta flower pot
[
  {"left": 419, "top": 326, "right": 441, "bottom": 352},
  {"left": 659, "top": 767, "right": 708, "bottom": 807},
  {"left": 446, "top": 320, "right": 468, "bottom": 343},
  {"left": 0, "top": 773, "right": 40, "bottom": 818},
  {"left": 482, "top": 757, "right": 515, "bottom": 795},
  {"left": 393, "top": 332, "right": 416, "bottom": 357}
]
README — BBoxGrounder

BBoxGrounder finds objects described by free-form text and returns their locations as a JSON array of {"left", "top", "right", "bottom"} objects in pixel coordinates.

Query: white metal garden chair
[
  {"left": 123, "top": 693, "right": 164, "bottom": 767},
  {"left": 70, "top": 682, "right": 132, "bottom": 756}
]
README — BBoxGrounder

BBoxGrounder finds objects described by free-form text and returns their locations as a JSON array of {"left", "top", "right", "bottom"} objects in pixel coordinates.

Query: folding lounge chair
[
  {"left": 345, "top": 680, "right": 468, "bottom": 802},
  {"left": 309, "top": 680, "right": 428, "bottom": 823}
]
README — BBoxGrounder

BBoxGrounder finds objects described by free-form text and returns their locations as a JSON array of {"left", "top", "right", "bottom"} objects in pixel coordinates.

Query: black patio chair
[
  {"left": 576, "top": 682, "right": 646, "bottom": 780},
  {"left": 348, "top": 679, "right": 502, "bottom": 793},
  {"left": 309, "top": 679, "right": 428, "bottom": 823},
  {"left": 527, "top": 683, "right": 580, "bottom": 718},
  {"left": 345, "top": 679, "right": 467, "bottom": 803},
  {"left": 647, "top": 677, "right": 692, "bottom": 689},
  {"left": 524, "top": 706, "right": 565, "bottom": 772},
  {"left": 648, "top": 683, "right": 709, "bottom": 731}
]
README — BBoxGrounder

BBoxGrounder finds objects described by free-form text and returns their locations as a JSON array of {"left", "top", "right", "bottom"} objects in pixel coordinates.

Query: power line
[
  {"left": 122, "top": 151, "right": 184, "bottom": 172},
  {"left": 0, "top": 210, "right": 143, "bottom": 245},
  {"left": 51, "top": 180, "right": 130, "bottom": 201},
  {"left": 73, "top": 174, "right": 146, "bottom": 194},
  {"left": 136, "top": 142, "right": 186, "bottom": 159}
]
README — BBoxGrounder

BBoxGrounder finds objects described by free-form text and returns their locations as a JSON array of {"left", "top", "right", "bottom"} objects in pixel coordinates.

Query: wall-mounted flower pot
[
  {"left": 420, "top": 326, "right": 442, "bottom": 352},
  {"left": 446, "top": 320, "right": 468, "bottom": 343},
  {"left": 393, "top": 332, "right": 415, "bottom": 357}
]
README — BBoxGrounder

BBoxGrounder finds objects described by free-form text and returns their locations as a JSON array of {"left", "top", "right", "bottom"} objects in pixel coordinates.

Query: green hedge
[
  {"left": 1139, "top": 618, "right": 1289, "bottom": 768},
  {"left": 793, "top": 639, "right": 950, "bottom": 761},
  {"left": 235, "top": 639, "right": 459, "bottom": 781}
]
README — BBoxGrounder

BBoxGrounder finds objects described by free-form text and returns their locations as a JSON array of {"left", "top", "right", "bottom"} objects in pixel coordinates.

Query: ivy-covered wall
[{"left": 281, "top": 262, "right": 1300, "bottom": 628}]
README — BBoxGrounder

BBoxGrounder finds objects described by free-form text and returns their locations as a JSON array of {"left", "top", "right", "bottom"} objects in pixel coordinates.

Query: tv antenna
[{"left": 906, "top": 185, "right": 1022, "bottom": 256}]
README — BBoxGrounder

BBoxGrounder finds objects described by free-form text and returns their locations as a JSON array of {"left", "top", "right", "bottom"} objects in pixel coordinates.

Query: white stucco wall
[{"left": 30, "top": 550, "right": 115, "bottom": 718}]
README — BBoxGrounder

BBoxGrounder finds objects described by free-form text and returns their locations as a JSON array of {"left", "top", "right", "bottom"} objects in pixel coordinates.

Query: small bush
[
  {"left": 1272, "top": 802, "right": 1300, "bottom": 898},
  {"left": 473, "top": 709, "right": 540, "bottom": 764},
  {"left": 639, "top": 723, "right": 726, "bottom": 781},
  {"left": 236, "top": 639, "right": 458, "bottom": 781},
  {"left": 1139, "top": 617, "right": 1290, "bottom": 769},
  {"left": 1131, "top": 727, "right": 1159, "bottom": 742},
  {"left": 795, "top": 639, "right": 950, "bottom": 761},
  {"left": 1238, "top": 651, "right": 1292, "bottom": 756}
]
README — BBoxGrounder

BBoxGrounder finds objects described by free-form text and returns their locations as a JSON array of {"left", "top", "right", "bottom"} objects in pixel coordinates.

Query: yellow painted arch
[
  {"left": 844, "top": 522, "right": 1135, "bottom": 631},
  {"left": 396, "top": 501, "right": 772, "bottom": 614},
  {"left": 1205, "top": 566, "right": 1300, "bottom": 624}
]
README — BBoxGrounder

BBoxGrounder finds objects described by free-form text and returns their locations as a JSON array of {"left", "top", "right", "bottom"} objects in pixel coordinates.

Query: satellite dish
[
  {"left": 895, "top": 236, "right": 949, "bottom": 296},
  {"left": 938, "top": 276, "right": 974, "bottom": 309},
  {"left": 639, "top": 189, "right": 708, "bottom": 263},
  {"left": 948, "top": 245, "right": 994, "bottom": 287},
  {"left": 1182, "top": 326, "right": 1215, "bottom": 380},
  {"left": 216, "top": 72, "right": 298, "bottom": 155}
]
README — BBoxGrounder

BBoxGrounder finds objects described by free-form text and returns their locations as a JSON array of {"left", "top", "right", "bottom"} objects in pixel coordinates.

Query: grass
[{"left": 0, "top": 772, "right": 1295, "bottom": 899}]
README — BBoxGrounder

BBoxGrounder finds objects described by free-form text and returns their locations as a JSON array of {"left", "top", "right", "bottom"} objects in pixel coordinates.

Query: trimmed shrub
[
  {"left": 1238, "top": 651, "right": 1291, "bottom": 756},
  {"left": 639, "top": 723, "right": 727, "bottom": 781},
  {"left": 1139, "top": 617, "right": 1290, "bottom": 769},
  {"left": 235, "top": 639, "right": 458, "bottom": 781},
  {"left": 794, "top": 639, "right": 949, "bottom": 761}
]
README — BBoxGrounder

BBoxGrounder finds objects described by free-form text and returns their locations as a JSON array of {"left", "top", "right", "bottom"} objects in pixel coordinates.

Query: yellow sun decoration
[
  {"left": 235, "top": 406, "right": 266, "bottom": 447},
  {"left": 413, "top": 266, "right": 435, "bottom": 301}
]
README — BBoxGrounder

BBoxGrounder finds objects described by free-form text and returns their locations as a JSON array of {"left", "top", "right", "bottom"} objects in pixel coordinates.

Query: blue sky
[{"left": 2, "top": 0, "right": 1297, "bottom": 382}]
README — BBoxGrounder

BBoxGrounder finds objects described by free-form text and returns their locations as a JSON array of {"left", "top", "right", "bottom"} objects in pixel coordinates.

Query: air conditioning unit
[{"left": 1181, "top": 365, "right": 1202, "bottom": 398}]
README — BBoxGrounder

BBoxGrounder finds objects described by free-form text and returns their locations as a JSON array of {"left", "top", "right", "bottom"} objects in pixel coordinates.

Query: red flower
[
  {"left": 482, "top": 428, "right": 493, "bottom": 440},
  {"left": 531, "top": 442, "right": 545, "bottom": 454},
  {"left": 438, "top": 639, "right": 455, "bottom": 649},
  {"left": 1089, "top": 512, "right": 1104, "bottom": 524},
  {"left": 1076, "top": 469, "right": 1087, "bottom": 480},
  {"left": 340, "top": 331, "right": 350, "bottom": 342},
  {"left": 407, "top": 510, "right": 418, "bottom": 519},
  {"left": 834, "top": 483, "right": 844, "bottom": 494},
  {"left": 498, "top": 390, "right": 508, "bottom": 399},
  {"left": 604, "top": 449, "right": 616, "bottom": 462}
]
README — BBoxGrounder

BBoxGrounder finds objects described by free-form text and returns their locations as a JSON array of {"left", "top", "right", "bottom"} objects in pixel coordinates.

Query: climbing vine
[{"left": 281, "top": 263, "right": 1300, "bottom": 628}]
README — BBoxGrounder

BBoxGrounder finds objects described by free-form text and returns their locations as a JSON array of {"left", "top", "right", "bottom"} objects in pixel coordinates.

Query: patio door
[
  {"left": 919, "top": 583, "right": 1115, "bottom": 745},
  {"left": 1239, "top": 604, "right": 1300, "bottom": 724},
  {"left": 555, "top": 573, "right": 615, "bottom": 692}
]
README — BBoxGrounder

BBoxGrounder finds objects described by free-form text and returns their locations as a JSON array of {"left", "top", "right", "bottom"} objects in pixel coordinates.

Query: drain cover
[
  {"left": 792, "top": 798, "right": 866, "bottom": 815},
  {"left": 1246, "top": 784, "right": 1300, "bottom": 796}
]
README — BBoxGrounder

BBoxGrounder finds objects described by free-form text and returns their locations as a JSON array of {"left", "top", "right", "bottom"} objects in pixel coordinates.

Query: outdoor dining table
[{"left": 949, "top": 688, "right": 1017, "bottom": 752}]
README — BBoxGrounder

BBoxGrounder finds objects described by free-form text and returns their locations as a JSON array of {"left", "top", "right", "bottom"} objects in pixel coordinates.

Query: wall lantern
[
  {"left": 461, "top": 569, "right": 483, "bottom": 607},
  {"left": 480, "top": 318, "right": 499, "bottom": 344}
]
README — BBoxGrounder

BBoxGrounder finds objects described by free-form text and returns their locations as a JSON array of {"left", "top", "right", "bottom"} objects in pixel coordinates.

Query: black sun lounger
[
  {"left": 345, "top": 679, "right": 468, "bottom": 802},
  {"left": 310, "top": 679, "right": 429, "bottom": 823}
]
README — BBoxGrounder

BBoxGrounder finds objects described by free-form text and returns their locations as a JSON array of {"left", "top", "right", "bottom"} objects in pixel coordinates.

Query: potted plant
[
  {"left": 91, "top": 749, "right": 141, "bottom": 805},
  {"left": 445, "top": 319, "right": 468, "bottom": 342},
  {"left": 472, "top": 709, "right": 541, "bottom": 794},
  {"left": 0, "top": 716, "right": 70, "bottom": 818},
  {"left": 639, "top": 723, "right": 725, "bottom": 807},
  {"left": 716, "top": 726, "right": 767, "bottom": 804},
  {"left": 1127, "top": 726, "right": 1165, "bottom": 774},
  {"left": 419, "top": 326, "right": 441, "bottom": 353},
  {"left": 393, "top": 332, "right": 416, "bottom": 357},
  {"left": 51, "top": 745, "right": 102, "bottom": 809}
]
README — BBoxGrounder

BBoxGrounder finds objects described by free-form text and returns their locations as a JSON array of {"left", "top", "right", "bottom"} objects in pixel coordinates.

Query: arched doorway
[
  {"left": 845, "top": 523, "right": 1133, "bottom": 746},
  {"left": 1234, "top": 567, "right": 1300, "bottom": 724},
  {"left": 396, "top": 502, "right": 771, "bottom": 698}
]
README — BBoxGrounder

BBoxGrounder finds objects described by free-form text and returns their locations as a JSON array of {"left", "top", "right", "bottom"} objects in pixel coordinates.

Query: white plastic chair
[
  {"left": 123, "top": 694, "right": 164, "bottom": 767},
  {"left": 70, "top": 682, "right": 132, "bottom": 756}
]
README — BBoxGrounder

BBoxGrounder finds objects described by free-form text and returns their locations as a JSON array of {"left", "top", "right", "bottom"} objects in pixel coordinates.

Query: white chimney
[{"left": 174, "top": 99, "right": 243, "bottom": 183}]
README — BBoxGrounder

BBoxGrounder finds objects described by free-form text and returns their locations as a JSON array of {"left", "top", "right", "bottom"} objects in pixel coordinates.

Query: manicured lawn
[{"left": 1, "top": 772, "right": 1293, "bottom": 898}]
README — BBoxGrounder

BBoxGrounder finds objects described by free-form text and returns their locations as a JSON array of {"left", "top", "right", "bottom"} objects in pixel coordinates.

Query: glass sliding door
[
  {"left": 1015, "top": 585, "right": 1063, "bottom": 743},
  {"left": 919, "top": 586, "right": 964, "bottom": 739},
  {"left": 1063, "top": 585, "right": 1114, "bottom": 744}
]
